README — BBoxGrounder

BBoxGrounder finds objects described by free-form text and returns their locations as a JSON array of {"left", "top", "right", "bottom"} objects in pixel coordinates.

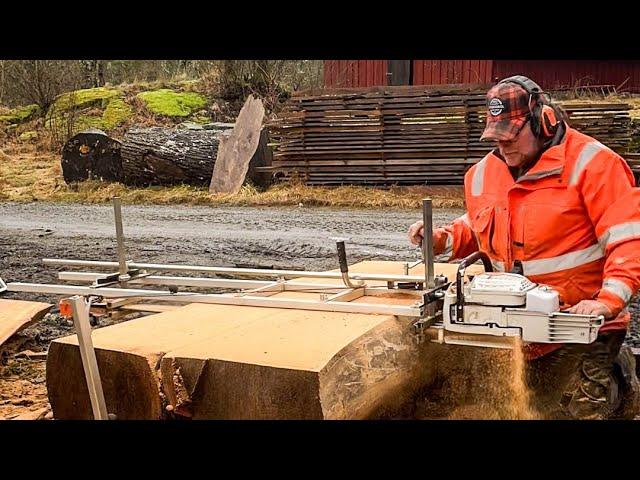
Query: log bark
[
  {"left": 62, "top": 122, "right": 273, "bottom": 188},
  {"left": 121, "top": 125, "right": 233, "bottom": 186},
  {"left": 61, "top": 129, "right": 123, "bottom": 183},
  {"left": 46, "top": 261, "right": 482, "bottom": 420}
]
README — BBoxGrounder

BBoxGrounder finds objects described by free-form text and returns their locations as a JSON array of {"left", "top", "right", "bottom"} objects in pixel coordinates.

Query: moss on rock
[
  {"left": 102, "top": 97, "right": 133, "bottom": 129},
  {"left": 0, "top": 104, "right": 40, "bottom": 124},
  {"left": 137, "top": 89, "right": 207, "bottom": 117},
  {"left": 18, "top": 130, "right": 38, "bottom": 142},
  {"left": 50, "top": 87, "right": 120, "bottom": 114}
]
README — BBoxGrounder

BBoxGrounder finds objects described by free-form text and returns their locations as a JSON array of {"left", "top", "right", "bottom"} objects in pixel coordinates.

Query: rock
[
  {"left": 102, "top": 97, "right": 133, "bottom": 130},
  {"left": 18, "top": 131, "right": 38, "bottom": 142},
  {"left": 0, "top": 104, "right": 40, "bottom": 124},
  {"left": 44, "top": 411, "right": 54, "bottom": 420},
  {"left": 137, "top": 90, "right": 207, "bottom": 118},
  {"left": 11, "top": 398, "right": 34, "bottom": 406}
]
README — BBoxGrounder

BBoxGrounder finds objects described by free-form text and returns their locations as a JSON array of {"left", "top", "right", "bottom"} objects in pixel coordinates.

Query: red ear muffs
[{"left": 540, "top": 104, "right": 559, "bottom": 138}]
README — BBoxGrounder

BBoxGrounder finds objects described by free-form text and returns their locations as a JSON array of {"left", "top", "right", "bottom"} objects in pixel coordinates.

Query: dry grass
[{"left": 0, "top": 144, "right": 465, "bottom": 209}]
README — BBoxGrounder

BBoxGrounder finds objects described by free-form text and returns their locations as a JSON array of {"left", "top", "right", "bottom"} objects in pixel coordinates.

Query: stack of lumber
[{"left": 267, "top": 85, "right": 633, "bottom": 186}]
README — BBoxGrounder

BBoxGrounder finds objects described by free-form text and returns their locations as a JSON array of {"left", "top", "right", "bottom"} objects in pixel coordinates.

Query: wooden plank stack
[
  {"left": 560, "top": 102, "right": 632, "bottom": 152},
  {"left": 266, "top": 85, "right": 634, "bottom": 186},
  {"left": 624, "top": 152, "right": 640, "bottom": 183}
]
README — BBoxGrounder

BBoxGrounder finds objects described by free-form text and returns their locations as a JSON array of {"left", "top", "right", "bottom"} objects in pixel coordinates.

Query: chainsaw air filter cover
[{"left": 467, "top": 272, "right": 536, "bottom": 306}]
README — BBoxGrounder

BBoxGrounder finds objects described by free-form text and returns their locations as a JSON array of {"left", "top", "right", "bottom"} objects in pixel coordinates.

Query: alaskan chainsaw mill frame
[{"left": 3, "top": 198, "right": 437, "bottom": 319}]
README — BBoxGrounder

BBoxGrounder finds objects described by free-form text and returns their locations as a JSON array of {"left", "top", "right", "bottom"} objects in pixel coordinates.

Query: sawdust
[
  {"left": 0, "top": 360, "right": 50, "bottom": 420},
  {"left": 413, "top": 340, "right": 541, "bottom": 420}
]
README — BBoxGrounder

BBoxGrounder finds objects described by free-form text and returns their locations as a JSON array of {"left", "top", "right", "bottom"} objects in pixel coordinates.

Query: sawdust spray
[{"left": 413, "top": 339, "right": 541, "bottom": 420}]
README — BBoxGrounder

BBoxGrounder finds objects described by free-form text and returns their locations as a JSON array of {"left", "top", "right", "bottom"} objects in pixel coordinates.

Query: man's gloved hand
[
  {"left": 408, "top": 221, "right": 449, "bottom": 256},
  {"left": 567, "top": 300, "right": 613, "bottom": 318},
  {"left": 408, "top": 220, "right": 424, "bottom": 246}
]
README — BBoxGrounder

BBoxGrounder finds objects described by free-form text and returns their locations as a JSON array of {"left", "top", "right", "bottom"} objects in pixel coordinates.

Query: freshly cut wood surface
[{"left": 0, "top": 299, "right": 52, "bottom": 347}]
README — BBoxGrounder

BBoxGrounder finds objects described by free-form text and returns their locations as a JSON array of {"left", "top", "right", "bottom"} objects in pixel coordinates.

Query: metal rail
[
  {"left": 7, "top": 282, "right": 423, "bottom": 317},
  {"left": 43, "top": 258, "right": 427, "bottom": 283}
]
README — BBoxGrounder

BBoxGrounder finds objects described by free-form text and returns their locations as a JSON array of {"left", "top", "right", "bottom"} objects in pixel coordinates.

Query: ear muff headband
[{"left": 497, "top": 75, "right": 559, "bottom": 138}]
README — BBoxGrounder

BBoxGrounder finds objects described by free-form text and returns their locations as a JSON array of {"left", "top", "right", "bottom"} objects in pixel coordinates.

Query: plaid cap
[{"left": 480, "top": 82, "right": 531, "bottom": 142}]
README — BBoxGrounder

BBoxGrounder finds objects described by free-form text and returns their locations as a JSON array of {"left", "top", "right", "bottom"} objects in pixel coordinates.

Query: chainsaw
[
  {"left": 413, "top": 200, "right": 604, "bottom": 348},
  {"left": 414, "top": 250, "right": 604, "bottom": 348}
]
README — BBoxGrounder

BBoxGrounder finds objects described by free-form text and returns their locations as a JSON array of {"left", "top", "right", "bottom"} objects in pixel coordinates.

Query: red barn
[{"left": 324, "top": 60, "right": 640, "bottom": 93}]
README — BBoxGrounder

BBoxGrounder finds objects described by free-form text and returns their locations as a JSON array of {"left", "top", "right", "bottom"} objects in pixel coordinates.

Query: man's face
[{"left": 496, "top": 120, "right": 540, "bottom": 168}]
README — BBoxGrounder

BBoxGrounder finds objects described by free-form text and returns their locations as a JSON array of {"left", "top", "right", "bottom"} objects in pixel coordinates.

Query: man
[{"left": 408, "top": 75, "right": 640, "bottom": 419}]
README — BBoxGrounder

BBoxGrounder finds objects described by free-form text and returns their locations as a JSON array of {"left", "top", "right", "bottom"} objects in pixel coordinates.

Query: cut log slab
[
  {"left": 46, "top": 261, "right": 484, "bottom": 420},
  {"left": 0, "top": 299, "right": 52, "bottom": 348},
  {"left": 210, "top": 95, "right": 266, "bottom": 194}
]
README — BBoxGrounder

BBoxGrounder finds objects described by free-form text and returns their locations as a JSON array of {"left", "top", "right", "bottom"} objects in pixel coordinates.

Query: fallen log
[
  {"left": 121, "top": 125, "right": 233, "bottom": 186},
  {"left": 120, "top": 124, "right": 272, "bottom": 188}
]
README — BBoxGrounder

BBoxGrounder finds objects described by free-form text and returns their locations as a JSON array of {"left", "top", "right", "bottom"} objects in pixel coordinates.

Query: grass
[{"left": 0, "top": 144, "right": 465, "bottom": 209}]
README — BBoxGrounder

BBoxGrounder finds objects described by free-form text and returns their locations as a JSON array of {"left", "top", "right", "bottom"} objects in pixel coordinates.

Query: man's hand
[
  {"left": 408, "top": 220, "right": 424, "bottom": 246},
  {"left": 567, "top": 300, "right": 613, "bottom": 318}
]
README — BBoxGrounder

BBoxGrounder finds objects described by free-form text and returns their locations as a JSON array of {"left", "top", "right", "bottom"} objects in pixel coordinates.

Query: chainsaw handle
[
  {"left": 336, "top": 240, "right": 349, "bottom": 274},
  {"left": 458, "top": 251, "right": 494, "bottom": 274},
  {"left": 454, "top": 251, "right": 494, "bottom": 323}
]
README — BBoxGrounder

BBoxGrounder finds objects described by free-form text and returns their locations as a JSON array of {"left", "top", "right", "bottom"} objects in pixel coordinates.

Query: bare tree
[
  {"left": 212, "top": 60, "right": 323, "bottom": 113},
  {"left": 80, "top": 60, "right": 106, "bottom": 88},
  {"left": 4, "top": 60, "right": 84, "bottom": 110},
  {"left": 0, "top": 60, "right": 5, "bottom": 105}
]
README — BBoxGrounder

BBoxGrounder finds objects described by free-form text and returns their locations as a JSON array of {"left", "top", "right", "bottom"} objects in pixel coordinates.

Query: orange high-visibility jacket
[{"left": 434, "top": 126, "right": 640, "bottom": 359}]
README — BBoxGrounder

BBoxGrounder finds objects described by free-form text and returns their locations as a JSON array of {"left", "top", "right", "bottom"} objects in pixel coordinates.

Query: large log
[
  {"left": 61, "top": 129, "right": 123, "bottom": 184},
  {"left": 121, "top": 125, "right": 233, "bottom": 186},
  {"left": 120, "top": 124, "right": 272, "bottom": 188},
  {"left": 45, "top": 261, "right": 483, "bottom": 420}
]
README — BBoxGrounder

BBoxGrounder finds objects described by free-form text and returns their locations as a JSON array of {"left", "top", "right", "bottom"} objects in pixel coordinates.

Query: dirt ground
[{"left": 1, "top": 201, "right": 639, "bottom": 420}]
